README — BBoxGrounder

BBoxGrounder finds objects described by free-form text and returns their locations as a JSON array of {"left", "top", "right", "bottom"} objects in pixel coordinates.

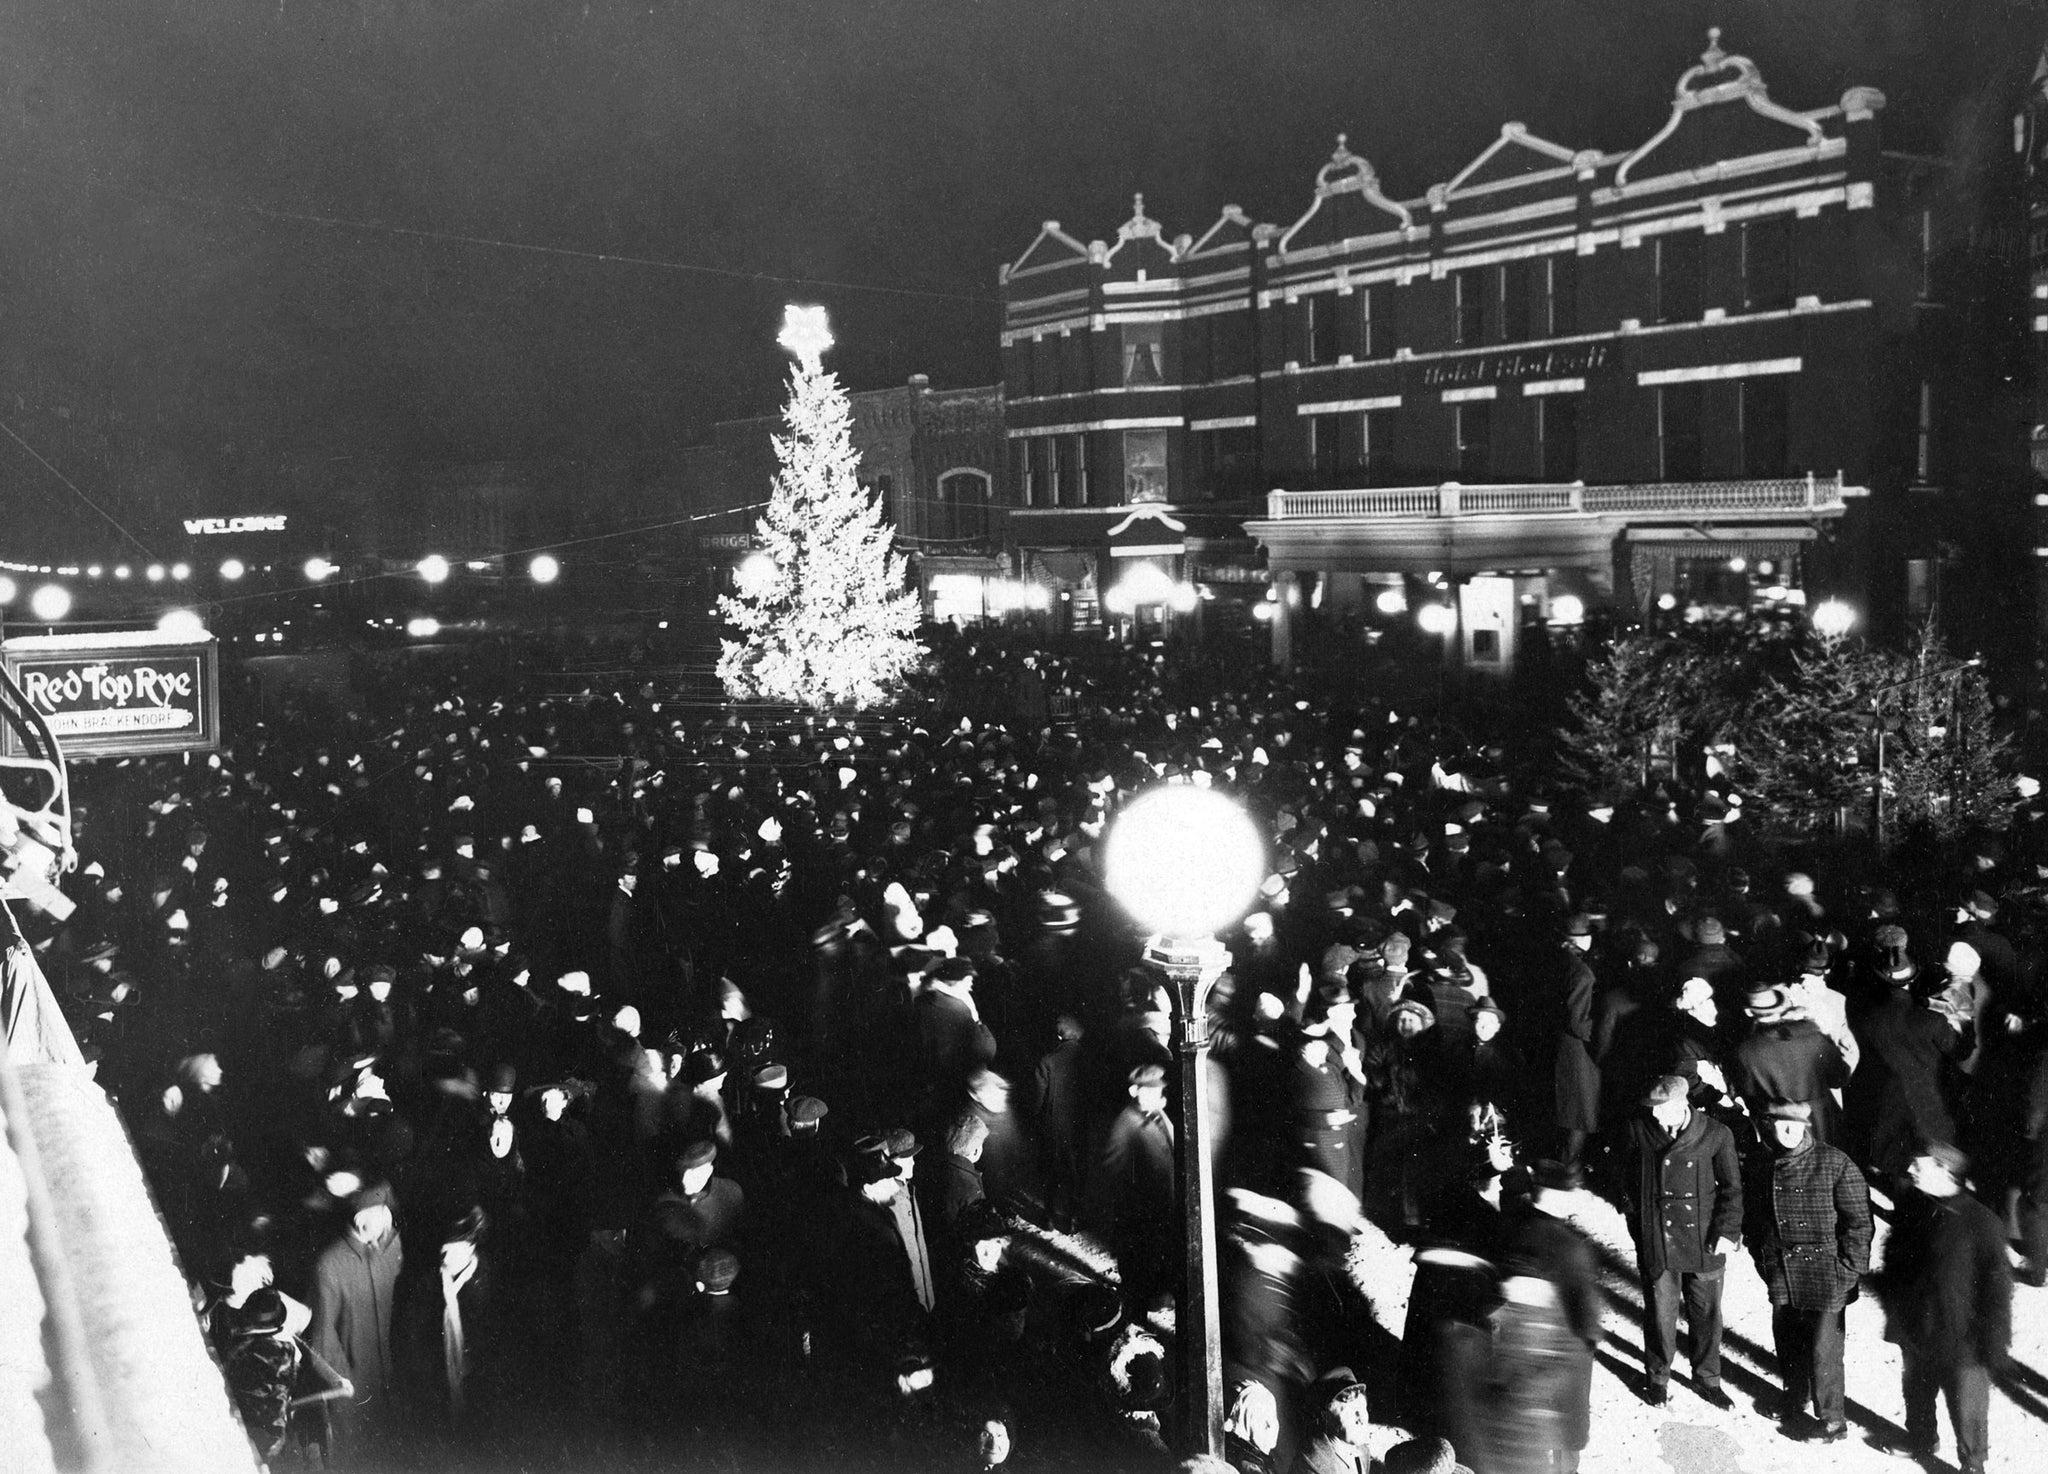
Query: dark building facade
[{"left": 1000, "top": 29, "right": 2025, "bottom": 673}]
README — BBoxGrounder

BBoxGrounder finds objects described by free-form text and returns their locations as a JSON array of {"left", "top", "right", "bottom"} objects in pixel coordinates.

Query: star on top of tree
[{"left": 777, "top": 304, "right": 834, "bottom": 371}]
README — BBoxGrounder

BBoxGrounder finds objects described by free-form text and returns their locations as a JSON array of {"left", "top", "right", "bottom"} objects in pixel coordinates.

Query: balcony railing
[{"left": 1262, "top": 472, "right": 1853, "bottom": 521}]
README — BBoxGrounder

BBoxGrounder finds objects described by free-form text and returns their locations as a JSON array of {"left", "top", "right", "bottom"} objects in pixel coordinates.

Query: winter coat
[
  {"left": 916, "top": 985, "right": 997, "bottom": 1086},
  {"left": 310, "top": 1226, "right": 405, "bottom": 1404},
  {"left": 1877, "top": 1190, "right": 2013, "bottom": 1371},
  {"left": 1498, "top": 1207, "right": 1601, "bottom": 1451},
  {"left": 1618, "top": 1109, "right": 1742, "bottom": 1276},
  {"left": 1844, "top": 990, "right": 1961, "bottom": 1177},
  {"left": 1552, "top": 947, "right": 1601, "bottom": 1133},
  {"left": 1740, "top": 1137, "right": 1871, "bottom": 1309},
  {"left": 1729, "top": 1019, "right": 1847, "bottom": 1142}
]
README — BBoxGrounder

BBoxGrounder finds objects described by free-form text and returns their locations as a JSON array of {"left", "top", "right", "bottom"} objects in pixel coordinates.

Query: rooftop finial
[
  {"left": 1703, "top": 26, "right": 1726, "bottom": 65},
  {"left": 1133, "top": 192, "right": 1145, "bottom": 217},
  {"left": 1336, "top": 132, "right": 1348, "bottom": 152}
]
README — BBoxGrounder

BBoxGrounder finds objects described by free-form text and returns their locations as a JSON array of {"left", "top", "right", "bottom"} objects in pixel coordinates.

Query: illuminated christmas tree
[{"left": 717, "top": 305, "right": 923, "bottom": 708}]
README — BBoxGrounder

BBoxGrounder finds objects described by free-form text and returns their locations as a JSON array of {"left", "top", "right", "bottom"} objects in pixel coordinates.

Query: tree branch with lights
[{"left": 717, "top": 306, "right": 924, "bottom": 709}]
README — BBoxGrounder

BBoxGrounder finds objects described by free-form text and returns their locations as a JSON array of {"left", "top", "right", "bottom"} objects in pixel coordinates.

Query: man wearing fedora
[
  {"left": 1618, "top": 1074, "right": 1743, "bottom": 1407},
  {"left": 1740, "top": 1101, "right": 1871, "bottom": 1441},
  {"left": 1730, "top": 985, "right": 1848, "bottom": 1144}
]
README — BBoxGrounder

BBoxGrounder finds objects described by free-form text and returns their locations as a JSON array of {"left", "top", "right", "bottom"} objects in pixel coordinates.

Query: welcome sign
[{"left": 1, "top": 630, "right": 220, "bottom": 757}]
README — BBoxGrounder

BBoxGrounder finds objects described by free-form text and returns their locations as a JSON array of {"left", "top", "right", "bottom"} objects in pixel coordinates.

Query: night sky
[{"left": 0, "top": 0, "right": 2034, "bottom": 533}]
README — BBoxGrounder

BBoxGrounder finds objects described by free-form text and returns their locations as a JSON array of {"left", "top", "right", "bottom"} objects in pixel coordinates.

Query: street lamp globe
[
  {"left": 417, "top": 554, "right": 451, "bottom": 585},
  {"left": 157, "top": 609, "right": 206, "bottom": 637},
  {"left": 29, "top": 584, "right": 72, "bottom": 622},
  {"left": 529, "top": 553, "right": 561, "bottom": 585},
  {"left": 1104, "top": 784, "right": 1264, "bottom": 940},
  {"left": 1812, "top": 598, "right": 1856, "bottom": 640},
  {"left": 1417, "top": 602, "right": 1457, "bottom": 636}
]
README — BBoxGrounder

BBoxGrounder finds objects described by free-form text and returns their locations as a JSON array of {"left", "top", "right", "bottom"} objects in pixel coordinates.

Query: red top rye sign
[{"left": 2, "top": 630, "right": 220, "bottom": 757}]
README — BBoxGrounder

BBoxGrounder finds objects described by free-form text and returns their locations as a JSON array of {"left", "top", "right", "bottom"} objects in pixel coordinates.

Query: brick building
[{"left": 1000, "top": 29, "right": 2024, "bottom": 672}]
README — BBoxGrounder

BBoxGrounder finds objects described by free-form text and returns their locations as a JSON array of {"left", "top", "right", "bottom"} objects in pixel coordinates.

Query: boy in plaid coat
[{"left": 1740, "top": 1100, "right": 1871, "bottom": 1441}]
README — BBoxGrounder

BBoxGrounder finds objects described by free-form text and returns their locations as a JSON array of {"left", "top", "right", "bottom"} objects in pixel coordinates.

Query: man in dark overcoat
[
  {"left": 1729, "top": 987, "right": 1848, "bottom": 1144},
  {"left": 1875, "top": 1142, "right": 2012, "bottom": 1474},
  {"left": 1617, "top": 1074, "right": 1742, "bottom": 1407},
  {"left": 1740, "top": 1101, "right": 1871, "bottom": 1441},
  {"left": 1100, "top": 1064, "right": 1178, "bottom": 1311},
  {"left": 1844, "top": 958, "right": 1962, "bottom": 1186},
  {"left": 1497, "top": 1159, "right": 1603, "bottom": 1473},
  {"left": 1552, "top": 915, "right": 1601, "bottom": 1173}
]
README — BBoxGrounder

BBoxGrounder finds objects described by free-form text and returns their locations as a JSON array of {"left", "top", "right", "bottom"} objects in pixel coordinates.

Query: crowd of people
[{"left": 14, "top": 625, "right": 2048, "bottom": 1474}]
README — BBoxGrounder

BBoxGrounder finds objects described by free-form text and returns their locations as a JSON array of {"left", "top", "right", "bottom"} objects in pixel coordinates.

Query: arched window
[{"left": 937, "top": 468, "right": 992, "bottom": 540}]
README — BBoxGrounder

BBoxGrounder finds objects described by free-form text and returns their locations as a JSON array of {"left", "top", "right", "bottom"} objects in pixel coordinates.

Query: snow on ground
[{"left": 1346, "top": 1184, "right": 2048, "bottom": 1474}]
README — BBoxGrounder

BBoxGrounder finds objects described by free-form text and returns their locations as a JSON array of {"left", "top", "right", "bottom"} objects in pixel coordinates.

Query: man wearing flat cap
[
  {"left": 1740, "top": 1101, "right": 1871, "bottom": 1441},
  {"left": 1618, "top": 1074, "right": 1743, "bottom": 1407}
]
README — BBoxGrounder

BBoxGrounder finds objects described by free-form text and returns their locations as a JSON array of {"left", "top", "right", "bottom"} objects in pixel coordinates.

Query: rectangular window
[
  {"left": 1075, "top": 433, "right": 1090, "bottom": 504},
  {"left": 1196, "top": 426, "right": 1257, "bottom": 499},
  {"left": 1920, "top": 209, "right": 1935, "bottom": 301},
  {"left": 1916, "top": 379, "right": 1934, "bottom": 481},
  {"left": 1011, "top": 343, "right": 1035, "bottom": 398},
  {"left": 1658, "top": 384, "right": 1705, "bottom": 480},
  {"left": 1014, "top": 440, "right": 1035, "bottom": 507},
  {"left": 1743, "top": 217, "right": 1793, "bottom": 311},
  {"left": 1304, "top": 296, "right": 1336, "bottom": 365},
  {"left": 1456, "top": 401, "right": 1492, "bottom": 480},
  {"left": 1538, "top": 395, "right": 1580, "bottom": 481},
  {"left": 1310, "top": 415, "right": 1340, "bottom": 477},
  {"left": 1122, "top": 322, "right": 1165, "bottom": 386},
  {"left": 1211, "top": 311, "right": 1252, "bottom": 377},
  {"left": 1547, "top": 254, "right": 1578, "bottom": 335},
  {"left": 1739, "top": 377, "right": 1789, "bottom": 477},
  {"left": 1456, "top": 270, "right": 1488, "bottom": 346},
  {"left": 1359, "top": 287, "right": 1381, "bottom": 359},
  {"left": 1124, "top": 429, "right": 1168, "bottom": 503},
  {"left": 1361, "top": 409, "right": 1388, "bottom": 479},
  {"left": 1046, "top": 435, "right": 1064, "bottom": 505},
  {"left": 1500, "top": 261, "right": 1532, "bottom": 343},
  {"left": 1656, "top": 232, "right": 1703, "bottom": 324}
]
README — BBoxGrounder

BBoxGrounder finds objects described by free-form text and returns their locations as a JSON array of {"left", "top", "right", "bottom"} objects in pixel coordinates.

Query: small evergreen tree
[
  {"left": 1720, "top": 628, "right": 1890, "bottom": 834},
  {"left": 1560, "top": 634, "right": 1718, "bottom": 797},
  {"left": 718, "top": 306, "right": 924, "bottom": 709},
  {"left": 1880, "top": 623, "right": 2014, "bottom": 845}
]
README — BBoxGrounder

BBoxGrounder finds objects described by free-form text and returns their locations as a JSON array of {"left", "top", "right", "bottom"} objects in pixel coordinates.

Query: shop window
[
  {"left": 1122, "top": 322, "right": 1164, "bottom": 386},
  {"left": 1739, "top": 378, "right": 1789, "bottom": 478},
  {"left": 1656, "top": 232, "right": 1703, "bottom": 324},
  {"left": 1538, "top": 396, "right": 1579, "bottom": 481},
  {"left": 1743, "top": 217, "right": 1793, "bottom": 311},
  {"left": 1658, "top": 384, "right": 1704, "bottom": 481},
  {"left": 1455, "top": 402, "right": 1492, "bottom": 480},
  {"left": 1123, "top": 429, "right": 1168, "bottom": 503}
]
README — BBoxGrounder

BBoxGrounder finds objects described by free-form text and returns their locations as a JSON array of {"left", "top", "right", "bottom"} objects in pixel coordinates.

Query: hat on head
[
  {"left": 1766, "top": 1100, "right": 1812, "bottom": 1122},
  {"left": 686, "top": 1048, "right": 727, "bottom": 1085},
  {"left": 695, "top": 1247, "right": 740, "bottom": 1293},
  {"left": 1384, "top": 1437, "right": 1471, "bottom": 1474},
  {"left": 1129, "top": 1063, "right": 1166, "bottom": 1090},
  {"left": 1471, "top": 995, "right": 1506, "bottom": 1025},
  {"left": 678, "top": 1140, "right": 717, "bottom": 1172},
  {"left": 788, "top": 1095, "right": 828, "bottom": 1126},
  {"left": 1945, "top": 940, "right": 1982, "bottom": 977},
  {"left": 1745, "top": 985, "right": 1792, "bottom": 1021},
  {"left": 1644, "top": 1074, "right": 1690, "bottom": 1107},
  {"left": 1920, "top": 1139, "right": 1970, "bottom": 1177},
  {"left": 1965, "top": 889, "right": 1998, "bottom": 919},
  {"left": 1530, "top": 1158, "right": 1584, "bottom": 1192},
  {"left": 348, "top": 1179, "right": 395, "bottom": 1213},
  {"left": 883, "top": 1127, "right": 921, "bottom": 1159},
  {"left": 1695, "top": 917, "right": 1726, "bottom": 945},
  {"left": 753, "top": 1063, "right": 789, "bottom": 1091},
  {"left": 1563, "top": 914, "right": 1594, "bottom": 937},
  {"left": 1389, "top": 998, "right": 1436, "bottom": 1031}
]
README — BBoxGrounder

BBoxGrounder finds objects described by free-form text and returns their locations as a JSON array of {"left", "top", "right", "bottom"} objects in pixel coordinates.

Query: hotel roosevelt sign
[
  {"left": 1419, "top": 342, "right": 1612, "bottom": 389},
  {"left": 1, "top": 631, "right": 221, "bottom": 758}
]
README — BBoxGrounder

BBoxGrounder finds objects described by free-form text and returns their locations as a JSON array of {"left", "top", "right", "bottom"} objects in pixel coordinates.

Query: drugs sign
[{"left": 2, "top": 630, "right": 220, "bottom": 757}]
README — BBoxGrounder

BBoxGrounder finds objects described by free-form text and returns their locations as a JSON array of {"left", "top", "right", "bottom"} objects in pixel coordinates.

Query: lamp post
[{"left": 1103, "top": 784, "right": 1265, "bottom": 1459}]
